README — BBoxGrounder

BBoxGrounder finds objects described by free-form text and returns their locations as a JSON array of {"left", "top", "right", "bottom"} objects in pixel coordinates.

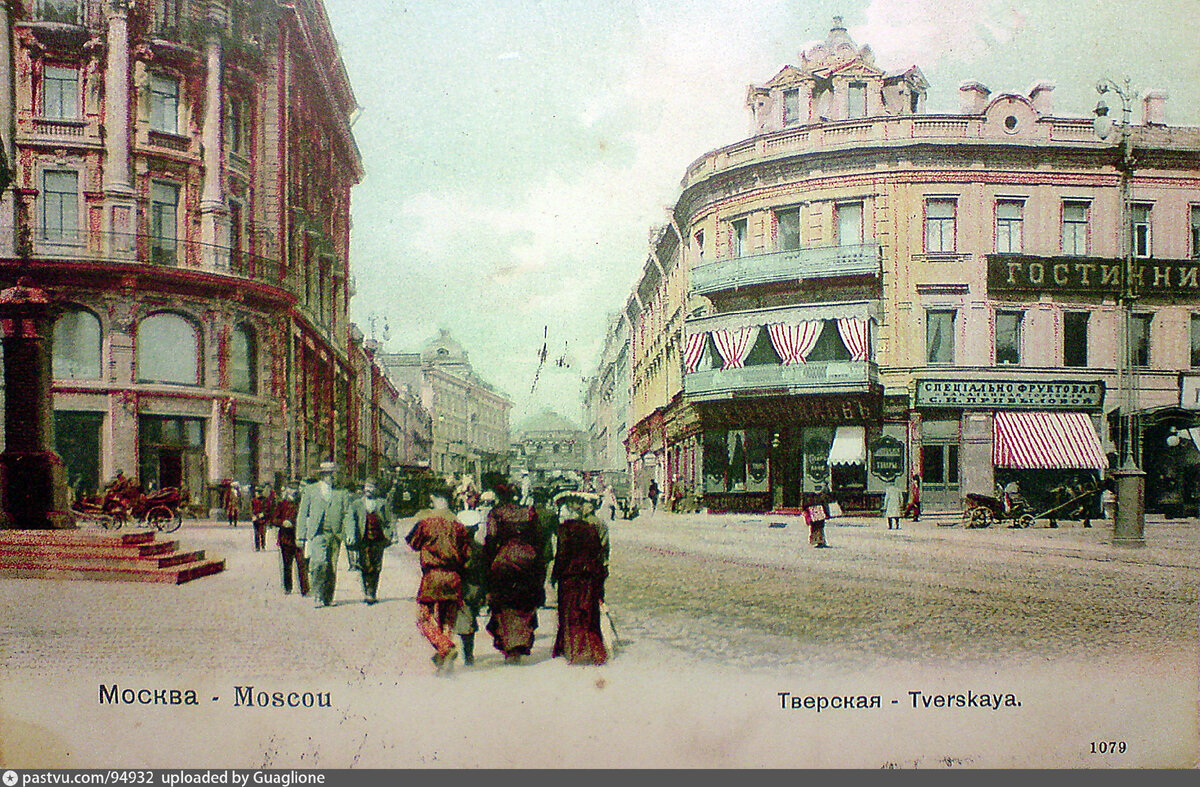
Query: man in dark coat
[
  {"left": 483, "top": 483, "right": 547, "bottom": 664},
  {"left": 551, "top": 492, "right": 608, "bottom": 666},
  {"left": 345, "top": 480, "right": 395, "bottom": 604},
  {"left": 406, "top": 490, "right": 472, "bottom": 671},
  {"left": 273, "top": 484, "right": 309, "bottom": 596},
  {"left": 251, "top": 485, "right": 273, "bottom": 552}
]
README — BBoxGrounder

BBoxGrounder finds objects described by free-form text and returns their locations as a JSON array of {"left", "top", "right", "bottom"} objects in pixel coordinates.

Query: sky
[{"left": 324, "top": 0, "right": 1200, "bottom": 427}]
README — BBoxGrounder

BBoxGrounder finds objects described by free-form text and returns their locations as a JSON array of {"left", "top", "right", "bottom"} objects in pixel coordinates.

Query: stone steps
[{"left": 0, "top": 529, "right": 224, "bottom": 584}]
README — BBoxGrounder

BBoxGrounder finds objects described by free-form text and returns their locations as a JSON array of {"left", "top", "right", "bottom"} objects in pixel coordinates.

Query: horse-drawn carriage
[
  {"left": 72, "top": 485, "right": 185, "bottom": 532},
  {"left": 964, "top": 478, "right": 1099, "bottom": 529}
]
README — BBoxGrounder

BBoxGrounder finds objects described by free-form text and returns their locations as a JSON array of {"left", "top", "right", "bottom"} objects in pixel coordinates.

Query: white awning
[{"left": 828, "top": 426, "right": 866, "bottom": 466}]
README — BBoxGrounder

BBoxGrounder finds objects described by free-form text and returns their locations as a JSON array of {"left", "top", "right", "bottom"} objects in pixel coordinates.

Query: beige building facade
[{"left": 624, "top": 19, "right": 1200, "bottom": 516}]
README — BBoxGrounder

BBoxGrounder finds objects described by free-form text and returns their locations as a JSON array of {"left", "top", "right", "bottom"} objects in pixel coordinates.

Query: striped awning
[{"left": 993, "top": 411, "right": 1108, "bottom": 470}]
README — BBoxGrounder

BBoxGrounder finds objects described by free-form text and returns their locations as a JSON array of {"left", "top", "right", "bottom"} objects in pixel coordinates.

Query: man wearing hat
[
  {"left": 405, "top": 488, "right": 473, "bottom": 671},
  {"left": 297, "top": 461, "right": 353, "bottom": 608},
  {"left": 344, "top": 479, "right": 395, "bottom": 605}
]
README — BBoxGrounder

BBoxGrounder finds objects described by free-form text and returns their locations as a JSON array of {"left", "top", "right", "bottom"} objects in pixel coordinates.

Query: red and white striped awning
[{"left": 993, "top": 411, "right": 1108, "bottom": 470}]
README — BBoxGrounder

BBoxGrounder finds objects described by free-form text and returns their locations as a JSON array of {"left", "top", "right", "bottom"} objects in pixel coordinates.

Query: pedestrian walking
[
  {"left": 296, "top": 462, "right": 353, "bottom": 608},
  {"left": 406, "top": 489, "right": 472, "bottom": 672},
  {"left": 273, "top": 484, "right": 309, "bottom": 596},
  {"left": 250, "top": 485, "right": 272, "bottom": 551},
  {"left": 221, "top": 480, "right": 241, "bottom": 527},
  {"left": 550, "top": 492, "right": 608, "bottom": 666},
  {"left": 453, "top": 507, "right": 487, "bottom": 666},
  {"left": 647, "top": 480, "right": 660, "bottom": 513},
  {"left": 883, "top": 484, "right": 902, "bottom": 530},
  {"left": 602, "top": 485, "right": 619, "bottom": 523},
  {"left": 905, "top": 475, "right": 922, "bottom": 522},
  {"left": 483, "top": 483, "right": 547, "bottom": 664},
  {"left": 345, "top": 480, "right": 395, "bottom": 605},
  {"left": 806, "top": 495, "right": 829, "bottom": 547}
]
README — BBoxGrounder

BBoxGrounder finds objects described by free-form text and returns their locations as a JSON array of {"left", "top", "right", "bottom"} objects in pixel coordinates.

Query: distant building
[
  {"left": 512, "top": 409, "right": 587, "bottom": 490},
  {"left": 378, "top": 329, "right": 511, "bottom": 485},
  {"left": 582, "top": 309, "right": 631, "bottom": 479},
  {"left": 348, "top": 328, "right": 432, "bottom": 481}
]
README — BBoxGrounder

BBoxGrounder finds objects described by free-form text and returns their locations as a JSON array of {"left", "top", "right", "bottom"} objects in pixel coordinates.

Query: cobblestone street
[{"left": 0, "top": 513, "right": 1196, "bottom": 768}]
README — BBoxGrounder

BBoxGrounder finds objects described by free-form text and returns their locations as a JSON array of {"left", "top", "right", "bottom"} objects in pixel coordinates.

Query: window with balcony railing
[
  {"left": 150, "top": 74, "right": 180, "bottom": 135},
  {"left": 150, "top": 181, "right": 180, "bottom": 265},
  {"left": 775, "top": 208, "right": 801, "bottom": 252},
  {"left": 730, "top": 218, "right": 748, "bottom": 258},
  {"left": 41, "top": 170, "right": 79, "bottom": 245},
  {"left": 42, "top": 65, "right": 80, "bottom": 120},
  {"left": 836, "top": 201, "right": 863, "bottom": 246}
]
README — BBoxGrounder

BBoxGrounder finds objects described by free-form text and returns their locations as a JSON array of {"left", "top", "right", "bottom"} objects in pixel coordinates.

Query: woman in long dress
[
  {"left": 483, "top": 484, "right": 546, "bottom": 663},
  {"left": 551, "top": 493, "right": 608, "bottom": 666}
]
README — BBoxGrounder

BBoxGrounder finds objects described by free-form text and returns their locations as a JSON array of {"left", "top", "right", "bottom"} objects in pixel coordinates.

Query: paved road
[{"left": 605, "top": 513, "right": 1199, "bottom": 672}]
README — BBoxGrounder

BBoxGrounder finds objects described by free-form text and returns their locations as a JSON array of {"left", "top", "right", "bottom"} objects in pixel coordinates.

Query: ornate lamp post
[{"left": 1094, "top": 77, "right": 1145, "bottom": 547}]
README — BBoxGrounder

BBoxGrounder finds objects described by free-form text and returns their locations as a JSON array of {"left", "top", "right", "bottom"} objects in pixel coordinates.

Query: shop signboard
[
  {"left": 869, "top": 435, "right": 904, "bottom": 482},
  {"left": 988, "top": 255, "right": 1200, "bottom": 296},
  {"left": 804, "top": 436, "right": 828, "bottom": 482},
  {"left": 914, "top": 379, "right": 1105, "bottom": 411}
]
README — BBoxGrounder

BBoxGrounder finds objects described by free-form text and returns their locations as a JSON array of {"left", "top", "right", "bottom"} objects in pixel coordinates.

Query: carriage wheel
[
  {"left": 100, "top": 513, "right": 121, "bottom": 530},
  {"left": 1016, "top": 513, "right": 1035, "bottom": 529},
  {"left": 147, "top": 506, "right": 175, "bottom": 532},
  {"left": 966, "top": 507, "right": 989, "bottom": 528}
]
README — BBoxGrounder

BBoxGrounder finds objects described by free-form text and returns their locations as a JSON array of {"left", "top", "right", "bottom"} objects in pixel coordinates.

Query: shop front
[
  {"left": 1139, "top": 406, "right": 1200, "bottom": 518},
  {"left": 693, "top": 391, "right": 887, "bottom": 513},
  {"left": 913, "top": 378, "right": 1108, "bottom": 514}
]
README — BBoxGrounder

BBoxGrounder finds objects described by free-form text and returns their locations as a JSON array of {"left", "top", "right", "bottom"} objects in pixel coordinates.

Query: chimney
[
  {"left": 959, "top": 81, "right": 990, "bottom": 114},
  {"left": 1142, "top": 90, "right": 1168, "bottom": 126},
  {"left": 1027, "top": 81, "right": 1055, "bottom": 115}
]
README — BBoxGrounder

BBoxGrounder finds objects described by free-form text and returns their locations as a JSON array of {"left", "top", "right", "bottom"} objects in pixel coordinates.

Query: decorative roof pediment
[
  {"left": 762, "top": 65, "right": 807, "bottom": 89},
  {"left": 820, "top": 58, "right": 886, "bottom": 80}
]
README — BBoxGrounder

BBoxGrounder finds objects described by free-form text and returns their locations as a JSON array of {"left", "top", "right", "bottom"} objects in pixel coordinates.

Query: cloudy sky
[{"left": 325, "top": 0, "right": 1199, "bottom": 427}]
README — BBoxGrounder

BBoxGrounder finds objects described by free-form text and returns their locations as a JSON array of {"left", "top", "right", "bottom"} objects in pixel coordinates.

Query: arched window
[
  {"left": 229, "top": 324, "right": 257, "bottom": 393},
  {"left": 53, "top": 306, "right": 101, "bottom": 380},
  {"left": 136, "top": 312, "right": 200, "bottom": 385}
]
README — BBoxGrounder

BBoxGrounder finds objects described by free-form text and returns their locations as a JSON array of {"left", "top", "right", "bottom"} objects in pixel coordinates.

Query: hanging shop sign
[
  {"left": 914, "top": 379, "right": 1105, "bottom": 411},
  {"left": 869, "top": 435, "right": 905, "bottom": 482},
  {"left": 987, "top": 255, "right": 1200, "bottom": 295},
  {"left": 804, "top": 436, "right": 829, "bottom": 482}
]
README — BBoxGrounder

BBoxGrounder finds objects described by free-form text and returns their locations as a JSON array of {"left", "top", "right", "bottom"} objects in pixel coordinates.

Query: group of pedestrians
[{"left": 406, "top": 483, "right": 610, "bottom": 673}]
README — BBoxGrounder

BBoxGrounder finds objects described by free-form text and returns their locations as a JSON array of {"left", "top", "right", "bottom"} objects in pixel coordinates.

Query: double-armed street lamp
[{"left": 1093, "top": 77, "right": 1145, "bottom": 547}]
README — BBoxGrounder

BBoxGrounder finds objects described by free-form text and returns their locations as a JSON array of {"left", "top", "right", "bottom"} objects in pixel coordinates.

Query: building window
[
  {"left": 783, "top": 88, "right": 800, "bottom": 126},
  {"left": 847, "top": 82, "right": 867, "bottom": 119},
  {"left": 136, "top": 313, "right": 200, "bottom": 385},
  {"left": 227, "top": 95, "right": 250, "bottom": 156},
  {"left": 730, "top": 218, "right": 748, "bottom": 258},
  {"left": 233, "top": 421, "right": 259, "bottom": 486},
  {"left": 925, "top": 198, "right": 956, "bottom": 253},
  {"left": 993, "top": 311, "right": 1022, "bottom": 365},
  {"left": 995, "top": 200, "right": 1024, "bottom": 253},
  {"left": 1131, "top": 204, "right": 1152, "bottom": 258},
  {"left": 694, "top": 230, "right": 705, "bottom": 262},
  {"left": 836, "top": 201, "right": 863, "bottom": 246},
  {"left": 38, "top": 0, "right": 80, "bottom": 24},
  {"left": 157, "top": 0, "right": 185, "bottom": 32},
  {"left": 149, "top": 73, "right": 180, "bottom": 134},
  {"left": 1062, "top": 201, "right": 1089, "bottom": 256},
  {"left": 53, "top": 307, "right": 101, "bottom": 380},
  {"left": 1190, "top": 205, "right": 1200, "bottom": 259},
  {"left": 1190, "top": 314, "right": 1200, "bottom": 368},
  {"left": 1063, "top": 312, "right": 1089, "bottom": 368},
  {"left": 925, "top": 310, "right": 955, "bottom": 364},
  {"left": 229, "top": 324, "right": 257, "bottom": 394},
  {"left": 41, "top": 170, "right": 79, "bottom": 243},
  {"left": 150, "top": 181, "right": 180, "bottom": 264},
  {"left": 776, "top": 208, "right": 801, "bottom": 251},
  {"left": 1130, "top": 314, "right": 1151, "bottom": 367},
  {"left": 42, "top": 65, "right": 79, "bottom": 119}
]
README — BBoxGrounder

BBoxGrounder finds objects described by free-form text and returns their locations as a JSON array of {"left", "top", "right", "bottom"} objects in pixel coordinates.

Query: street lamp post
[{"left": 1094, "top": 77, "right": 1146, "bottom": 547}]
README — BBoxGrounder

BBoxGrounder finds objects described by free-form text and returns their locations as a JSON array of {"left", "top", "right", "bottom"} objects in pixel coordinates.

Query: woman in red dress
[{"left": 551, "top": 492, "right": 608, "bottom": 666}]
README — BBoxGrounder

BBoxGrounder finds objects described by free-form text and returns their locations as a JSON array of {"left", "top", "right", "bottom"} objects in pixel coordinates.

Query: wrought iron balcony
[
  {"left": 690, "top": 243, "right": 881, "bottom": 296},
  {"left": 685, "top": 359, "right": 877, "bottom": 401}
]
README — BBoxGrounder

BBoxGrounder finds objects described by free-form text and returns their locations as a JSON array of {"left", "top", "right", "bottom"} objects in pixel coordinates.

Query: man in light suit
[
  {"left": 344, "top": 479, "right": 395, "bottom": 605},
  {"left": 297, "top": 461, "right": 353, "bottom": 608}
]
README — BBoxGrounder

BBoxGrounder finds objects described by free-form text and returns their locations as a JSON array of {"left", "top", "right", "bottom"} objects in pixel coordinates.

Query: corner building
[
  {"left": 1, "top": 1, "right": 363, "bottom": 505},
  {"left": 633, "top": 19, "right": 1200, "bottom": 515}
]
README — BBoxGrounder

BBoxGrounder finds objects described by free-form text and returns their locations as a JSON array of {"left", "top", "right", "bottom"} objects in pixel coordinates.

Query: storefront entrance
[
  {"left": 138, "top": 415, "right": 206, "bottom": 502},
  {"left": 920, "top": 442, "right": 960, "bottom": 511},
  {"left": 54, "top": 410, "right": 104, "bottom": 500}
]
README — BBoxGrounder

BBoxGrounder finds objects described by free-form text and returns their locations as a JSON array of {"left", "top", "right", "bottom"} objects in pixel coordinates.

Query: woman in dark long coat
[
  {"left": 551, "top": 493, "right": 608, "bottom": 665},
  {"left": 483, "top": 484, "right": 546, "bottom": 663}
]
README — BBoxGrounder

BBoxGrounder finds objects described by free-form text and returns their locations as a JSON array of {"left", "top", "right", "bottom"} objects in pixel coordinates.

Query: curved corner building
[
  {"left": 1, "top": 1, "right": 362, "bottom": 506},
  {"left": 625, "top": 19, "right": 1200, "bottom": 516}
]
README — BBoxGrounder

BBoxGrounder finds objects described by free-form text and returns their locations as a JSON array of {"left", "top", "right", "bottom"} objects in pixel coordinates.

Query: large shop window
[
  {"left": 925, "top": 310, "right": 955, "bottom": 364},
  {"left": 138, "top": 415, "right": 205, "bottom": 498},
  {"left": 53, "top": 307, "right": 101, "bottom": 380},
  {"left": 136, "top": 313, "right": 200, "bottom": 385},
  {"left": 229, "top": 324, "right": 257, "bottom": 394},
  {"left": 234, "top": 421, "right": 259, "bottom": 486},
  {"left": 702, "top": 428, "right": 769, "bottom": 494},
  {"left": 55, "top": 410, "right": 103, "bottom": 500}
]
